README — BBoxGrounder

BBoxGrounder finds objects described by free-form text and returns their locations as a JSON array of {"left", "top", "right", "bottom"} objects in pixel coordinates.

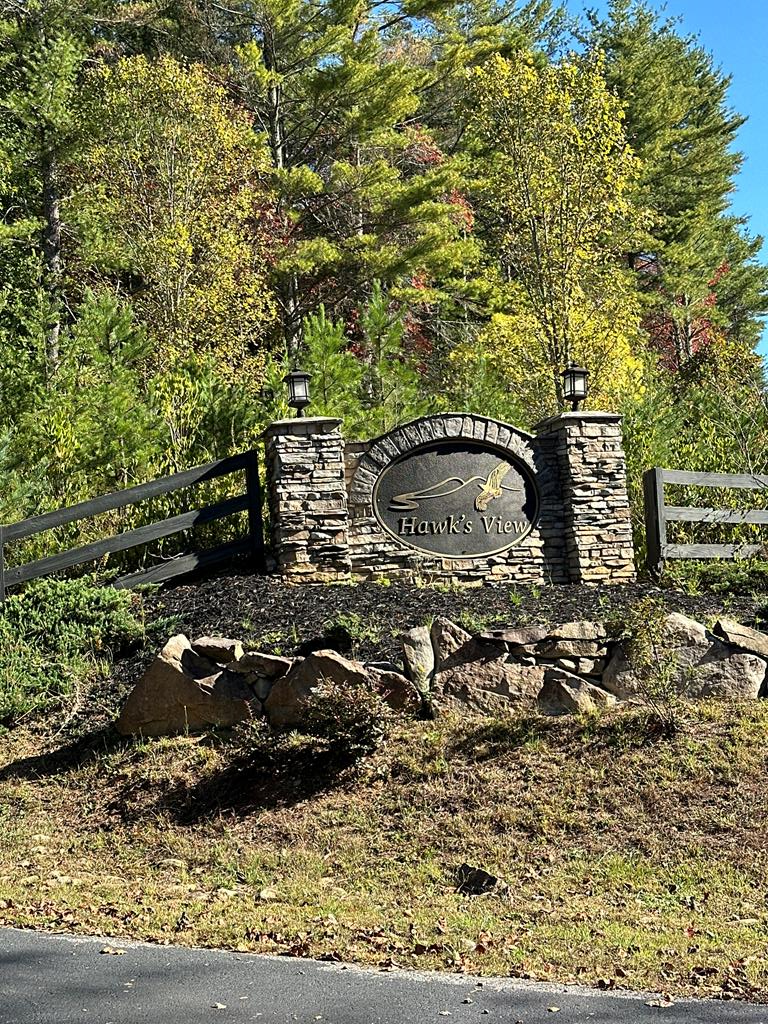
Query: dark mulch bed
[
  {"left": 22, "top": 569, "right": 766, "bottom": 749},
  {"left": 136, "top": 570, "right": 759, "bottom": 668}
]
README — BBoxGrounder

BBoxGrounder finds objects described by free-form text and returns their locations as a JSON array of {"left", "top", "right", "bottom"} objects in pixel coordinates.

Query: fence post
[
  {"left": 643, "top": 467, "right": 666, "bottom": 576},
  {"left": 245, "top": 449, "right": 266, "bottom": 573},
  {"left": 0, "top": 524, "right": 5, "bottom": 606}
]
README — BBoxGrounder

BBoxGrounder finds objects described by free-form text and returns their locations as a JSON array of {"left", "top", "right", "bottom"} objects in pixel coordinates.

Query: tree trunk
[
  {"left": 41, "top": 141, "right": 62, "bottom": 378},
  {"left": 262, "top": 20, "right": 301, "bottom": 361}
]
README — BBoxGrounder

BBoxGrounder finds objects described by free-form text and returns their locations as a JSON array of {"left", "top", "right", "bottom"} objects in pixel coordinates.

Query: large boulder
[
  {"left": 367, "top": 667, "right": 421, "bottom": 714},
  {"left": 400, "top": 626, "right": 435, "bottom": 695},
  {"left": 602, "top": 613, "right": 767, "bottom": 701},
  {"left": 264, "top": 650, "right": 370, "bottom": 730},
  {"left": 713, "top": 619, "right": 768, "bottom": 660},
  {"left": 538, "top": 668, "right": 616, "bottom": 716},
  {"left": 430, "top": 617, "right": 471, "bottom": 669},
  {"left": 433, "top": 638, "right": 544, "bottom": 714},
  {"left": 116, "top": 635, "right": 255, "bottom": 736}
]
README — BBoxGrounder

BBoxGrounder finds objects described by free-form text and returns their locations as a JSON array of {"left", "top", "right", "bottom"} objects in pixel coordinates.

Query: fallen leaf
[{"left": 100, "top": 947, "right": 126, "bottom": 956}]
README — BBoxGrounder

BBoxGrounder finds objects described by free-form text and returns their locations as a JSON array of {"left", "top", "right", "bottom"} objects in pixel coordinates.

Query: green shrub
[
  {"left": 321, "top": 611, "right": 380, "bottom": 652},
  {"left": 607, "top": 597, "right": 680, "bottom": 734},
  {"left": 299, "top": 675, "right": 395, "bottom": 755},
  {"left": 663, "top": 559, "right": 768, "bottom": 597},
  {"left": 0, "top": 577, "right": 144, "bottom": 727}
]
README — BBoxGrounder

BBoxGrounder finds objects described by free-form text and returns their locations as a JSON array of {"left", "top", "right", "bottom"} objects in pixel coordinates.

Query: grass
[{"left": 3, "top": 701, "right": 768, "bottom": 1000}]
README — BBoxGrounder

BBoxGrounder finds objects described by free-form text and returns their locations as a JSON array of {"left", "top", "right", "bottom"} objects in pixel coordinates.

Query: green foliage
[
  {"left": 608, "top": 597, "right": 679, "bottom": 733},
  {"left": 0, "top": 0, "right": 765, "bottom": 585},
  {"left": 321, "top": 611, "right": 381, "bottom": 652},
  {"left": 75, "top": 54, "right": 276, "bottom": 378},
  {"left": 299, "top": 675, "right": 395, "bottom": 755},
  {"left": 586, "top": 0, "right": 768, "bottom": 360},
  {"left": 464, "top": 51, "right": 646, "bottom": 418},
  {"left": 287, "top": 283, "right": 430, "bottom": 437},
  {"left": 0, "top": 577, "right": 144, "bottom": 727},
  {"left": 231, "top": 0, "right": 482, "bottom": 353},
  {"left": 662, "top": 560, "right": 768, "bottom": 598},
  {"left": 302, "top": 306, "right": 364, "bottom": 426},
  {"left": 359, "top": 282, "right": 430, "bottom": 435}
]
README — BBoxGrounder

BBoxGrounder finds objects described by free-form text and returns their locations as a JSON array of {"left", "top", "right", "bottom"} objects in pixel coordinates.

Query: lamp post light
[
  {"left": 284, "top": 367, "right": 311, "bottom": 417},
  {"left": 562, "top": 361, "right": 589, "bottom": 412}
]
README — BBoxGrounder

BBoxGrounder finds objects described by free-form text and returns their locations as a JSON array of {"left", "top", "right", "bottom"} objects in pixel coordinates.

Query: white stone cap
[
  {"left": 534, "top": 411, "right": 622, "bottom": 432},
  {"left": 262, "top": 416, "right": 343, "bottom": 438}
]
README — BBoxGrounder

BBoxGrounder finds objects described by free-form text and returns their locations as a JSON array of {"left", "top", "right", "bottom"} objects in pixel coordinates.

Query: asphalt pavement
[{"left": 1, "top": 927, "right": 767, "bottom": 1024}]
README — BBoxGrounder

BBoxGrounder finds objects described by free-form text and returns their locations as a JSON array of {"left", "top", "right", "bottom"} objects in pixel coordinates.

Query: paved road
[{"left": 1, "top": 928, "right": 767, "bottom": 1023}]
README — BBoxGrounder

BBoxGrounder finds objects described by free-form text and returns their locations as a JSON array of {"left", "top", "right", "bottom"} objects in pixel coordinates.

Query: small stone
[
  {"left": 401, "top": 626, "right": 435, "bottom": 694},
  {"left": 434, "top": 639, "right": 544, "bottom": 714},
  {"left": 536, "top": 639, "right": 603, "bottom": 659},
  {"left": 230, "top": 652, "right": 293, "bottom": 679},
  {"left": 538, "top": 669, "right": 616, "bottom": 716},
  {"left": 479, "top": 625, "right": 549, "bottom": 651},
  {"left": 430, "top": 617, "right": 471, "bottom": 670},
  {"left": 192, "top": 636, "right": 244, "bottom": 664},
  {"left": 265, "top": 650, "right": 370, "bottom": 730},
  {"left": 456, "top": 863, "right": 508, "bottom": 896},
  {"left": 547, "top": 620, "right": 607, "bottom": 641},
  {"left": 367, "top": 667, "right": 421, "bottom": 714}
]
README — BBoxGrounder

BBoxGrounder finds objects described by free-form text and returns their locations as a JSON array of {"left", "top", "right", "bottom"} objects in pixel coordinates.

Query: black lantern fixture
[
  {"left": 284, "top": 367, "right": 311, "bottom": 417},
  {"left": 562, "top": 361, "right": 589, "bottom": 412}
]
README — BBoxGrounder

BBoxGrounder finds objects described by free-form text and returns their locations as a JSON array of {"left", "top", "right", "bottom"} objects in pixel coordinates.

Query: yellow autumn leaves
[{"left": 459, "top": 52, "right": 648, "bottom": 421}]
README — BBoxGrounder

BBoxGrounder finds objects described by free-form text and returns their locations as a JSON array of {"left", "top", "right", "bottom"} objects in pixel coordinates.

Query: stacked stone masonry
[
  {"left": 263, "top": 418, "right": 351, "bottom": 580},
  {"left": 264, "top": 411, "right": 636, "bottom": 584}
]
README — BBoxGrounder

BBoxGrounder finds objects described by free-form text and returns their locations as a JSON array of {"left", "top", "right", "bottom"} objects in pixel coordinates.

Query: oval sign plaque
[{"left": 372, "top": 440, "right": 540, "bottom": 558}]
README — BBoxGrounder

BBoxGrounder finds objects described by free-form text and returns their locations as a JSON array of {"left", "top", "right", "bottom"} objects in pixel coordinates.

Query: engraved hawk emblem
[{"left": 474, "top": 462, "right": 512, "bottom": 512}]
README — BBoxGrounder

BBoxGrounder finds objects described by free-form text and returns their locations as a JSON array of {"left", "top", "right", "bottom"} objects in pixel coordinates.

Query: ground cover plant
[
  {"left": 2, "top": 575, "right": 768, "bottom": 1001},
  {"left": 0, "top": 577, "right": 143, "bottom": 727}
]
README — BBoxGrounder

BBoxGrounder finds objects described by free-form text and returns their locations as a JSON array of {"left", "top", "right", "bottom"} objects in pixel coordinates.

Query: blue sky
[{"left": 565, "top": 0, "right": 768, "bottom": 356}]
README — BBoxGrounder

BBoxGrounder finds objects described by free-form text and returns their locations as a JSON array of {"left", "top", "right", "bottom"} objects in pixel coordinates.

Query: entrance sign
[
  {"left": 372, "top": 440, "right": 540, "bottom": 558},
  {"left": 264, "top": 410, "right": 637, "bottom": 586}
]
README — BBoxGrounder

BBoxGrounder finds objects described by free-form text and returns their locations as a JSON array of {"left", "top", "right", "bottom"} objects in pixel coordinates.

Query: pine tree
[
  {"left": 228, "top": 0, "right": 475, "bottom": 356},
  {"left": 585, "top": 0, "right": 768, "bottom": 364}
]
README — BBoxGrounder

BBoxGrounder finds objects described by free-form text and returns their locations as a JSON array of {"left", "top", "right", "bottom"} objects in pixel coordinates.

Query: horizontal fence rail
[
  {"left": 644, "top": 467, "right": 768, "bottom": 573},
  {"left": 0, "top": 450, "right": 265, "bottom": 603}
]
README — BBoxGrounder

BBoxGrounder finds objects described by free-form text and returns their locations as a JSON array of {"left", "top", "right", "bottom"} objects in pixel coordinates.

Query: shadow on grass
[
  {"left": 0, "top": 726, "right": 124, "bottom": 783},
  {"left": 579, "top": 708, "right": 680, "bottom": 751},
  {"left": 133, "top": 735, "right": 365, "bottom": 825},
  {"left": 446, "top": 707, "right": 678, "bottom": 764},
  {"left": 446, "top": 713, "right": 556, "bottom": 762}
]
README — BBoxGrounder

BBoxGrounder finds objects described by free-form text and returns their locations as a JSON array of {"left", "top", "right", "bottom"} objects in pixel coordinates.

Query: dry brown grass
[{"left": 2, "top": 702, "right": 768, "bottom": 1001}]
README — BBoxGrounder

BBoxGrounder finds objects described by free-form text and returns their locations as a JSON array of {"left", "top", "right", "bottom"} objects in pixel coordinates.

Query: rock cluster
[
  {"left": 116, "top": 613, "right": 768, "bottom": 737},
  {"left": 116, "top": 637, "right": 420, "bottom": 737}
]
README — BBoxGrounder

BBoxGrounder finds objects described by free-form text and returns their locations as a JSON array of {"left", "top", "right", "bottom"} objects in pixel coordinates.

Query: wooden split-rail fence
[
  {"left": 0, "top": 450, "right": 265, "bottom": 604},
  {"left": 644, "top": 467, "right": 768, "bottom": 573}
]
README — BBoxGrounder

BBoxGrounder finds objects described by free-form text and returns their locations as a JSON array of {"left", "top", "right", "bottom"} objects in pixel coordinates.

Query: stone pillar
[
  {"left": 534, "top": 412, "right": 636, "bottom": 584},
  {"left": 263, "top": 417, "right": 350, "bottom": 580}
]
